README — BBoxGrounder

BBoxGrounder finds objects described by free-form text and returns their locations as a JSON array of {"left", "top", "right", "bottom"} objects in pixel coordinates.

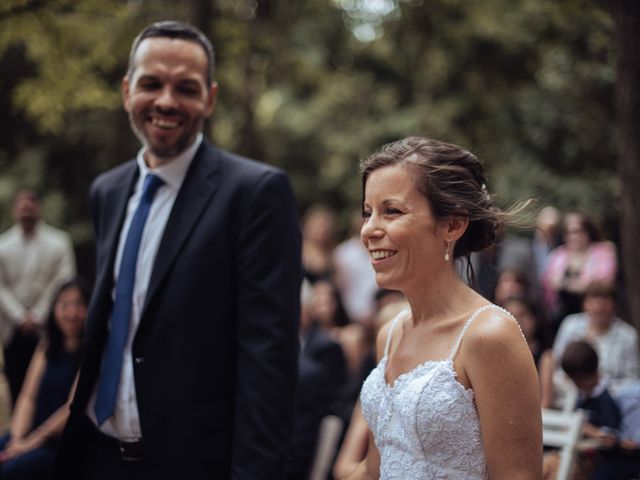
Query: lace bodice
[{"left": 360, "top": 305, "right": 504, "bottom": 479}]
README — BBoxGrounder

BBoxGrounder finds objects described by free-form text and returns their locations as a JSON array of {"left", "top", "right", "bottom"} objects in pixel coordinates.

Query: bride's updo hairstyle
[{"left": 361, "top": 136, "right": 524, "bottom": 263}]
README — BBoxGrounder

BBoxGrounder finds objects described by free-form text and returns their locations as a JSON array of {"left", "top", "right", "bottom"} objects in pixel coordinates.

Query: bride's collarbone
[{"left": 386, "top": 319, "right": 473, "bottom": 387}]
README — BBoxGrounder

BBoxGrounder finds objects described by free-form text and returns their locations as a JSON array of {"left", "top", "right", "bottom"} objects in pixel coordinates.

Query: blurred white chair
[
  {"left": 308, "top": 415, "right": 344, "bottom": 480},
  {"left": 542, "top": 408, "right": 584, "bottom": 480},
  {"left": 551, "top": 370, "right": 579, "bottom": 413}
]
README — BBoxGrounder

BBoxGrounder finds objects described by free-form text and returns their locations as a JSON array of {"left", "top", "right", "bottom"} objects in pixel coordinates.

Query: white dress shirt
[
  {"left": 553, "top": 312, "right": 640, "bottom": 383},
  {"left": 0, "top": 222, "right": 76, "bottom": 344},
  {"left": 88, "top": 134, "right": 202, "bottom": 440}
]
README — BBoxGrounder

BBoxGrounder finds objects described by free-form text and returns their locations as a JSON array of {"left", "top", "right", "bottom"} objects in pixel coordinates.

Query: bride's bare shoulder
[{"left": 462, "top": 306, "right": 529, "bottom": 361}]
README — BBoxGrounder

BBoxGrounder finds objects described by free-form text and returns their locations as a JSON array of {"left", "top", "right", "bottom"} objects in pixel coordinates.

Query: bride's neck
[{"left": 404, "top": 269, "right": 481, "bottom": 326}]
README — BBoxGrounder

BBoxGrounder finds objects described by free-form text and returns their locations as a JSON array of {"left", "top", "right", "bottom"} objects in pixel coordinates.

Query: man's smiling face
[{"left": 122, "top": 37, "right": 217, "bottom": 166}]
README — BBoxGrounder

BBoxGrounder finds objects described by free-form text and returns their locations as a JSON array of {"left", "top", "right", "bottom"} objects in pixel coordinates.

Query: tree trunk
[
  {"left": 190, "top": 0, "right": 216, "bottom": 136},
  {"left": 190, "top": 0, "right": 214, "bottom": 40},
  {"left": 614, "top": 0, "right": 640, "bottom": 329}
]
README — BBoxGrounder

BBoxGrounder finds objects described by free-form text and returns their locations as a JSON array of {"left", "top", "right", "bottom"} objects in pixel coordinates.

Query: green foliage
[
  {"left": 0, "top": 0, "right": 619, "bottom": 261},
  {"left": 0, "top": 147, "right": 59, "bottom": 231},
  {"left": 0, "top": 0, "right": 128, "bottom": 132}
]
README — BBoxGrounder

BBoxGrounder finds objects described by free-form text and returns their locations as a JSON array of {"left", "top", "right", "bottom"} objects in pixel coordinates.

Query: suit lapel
[
  {"left": 101, "top": 167, "right": 138, "bottom": 282},
  {"left": 141, "top": 142, "right": 221, "bottom": 317},
  {"left": 76, "top": 163, "right": 137, "bottom": 405},
  {"left": 90, "top": 166, "right": 137, "bottom": 328}
]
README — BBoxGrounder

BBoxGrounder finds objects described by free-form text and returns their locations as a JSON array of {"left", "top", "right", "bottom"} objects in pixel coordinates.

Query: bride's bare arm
[
  {"left": 463, "top": 310, "right": 543, "bottom": 480},
  {"left": 343, "top": 431, "right": 380, "bottom": 480},
  {"left": 333, "top": 402, "right": 369, "bottom": 479},
  {"left": 339, "top": 317, "right": 397, "bottom": 479}
]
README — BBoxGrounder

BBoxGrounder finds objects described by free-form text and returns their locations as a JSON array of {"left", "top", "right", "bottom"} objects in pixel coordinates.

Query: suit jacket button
[{"left": 134, "top": 357, "right": 145, "bottom": 365}]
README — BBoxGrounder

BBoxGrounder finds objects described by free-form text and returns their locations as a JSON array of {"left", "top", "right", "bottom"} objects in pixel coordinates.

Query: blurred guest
[
  {"left": 334, "top": 212, "right": 378, "bottom": 324},
  {"left": 288, "top": 355, "right": 334, "bottom": 480},
  {"left": 291, "top": 280, "right": 347, "bottom": 480},
  {"left": 496, "top": 233, "right": 535, "bottom": 287},
  {"left": 301, "top": 280, "right": 347, "bottom": 413},
  {"left": 0, "top": 188, "right": 76, "bottom": 405},
  {"left": 302, "top": 204, "right": 338, "bottom": 284},
  {"left": 309, "top": 279, "right": 350, "bottom": 331},
  {"left": 551, "top": 281, "right": 640, "bottom": 386},
  {"left": 333, "top": 298, "right": 408, "bottom": 480},
  {"left": 494, "top": 268, "right": 530, "bottom": 307},
  {"left": 501, "top": 296, "right": 551, "bottom": 365},
  {"left": 543, "top": 212, "right": 617, "bottom": 323},
  {"left": 501, "top": 295, "right": 555, "bottom": 407},
  {"left": 597, "top": 382, "right": 640, "bottom": 479},
  {"left": 531, "top": 206, "right": 561, "bottom": 283},
  {"left": 0, "top": 279, "right": 88, "bottom": 479},
  {"left": 468, "top": 243, "right": 501, "bottom": 301},
  {"left": 309, "top": 279, "right": 368, "bottom": 419},
  {"left": 358, "top": 293, "right": 408, "bottom": 387},
  {"left": 562, "top": 340, "right": 621, "bottom": 443},
  {"left": 615, "top": 382, "right": 640, "bottom": 452},
  {"left": 559, "top": 341, "right": 640, "bottom": 480}
]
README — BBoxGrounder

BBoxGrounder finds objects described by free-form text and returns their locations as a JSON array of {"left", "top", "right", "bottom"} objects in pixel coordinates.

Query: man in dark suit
[
  {"left": 55, "top": 21, "right": 302, "bottom": 480},
  {"left": 287, "top": 282, "right": 347, "bottom": 479}
]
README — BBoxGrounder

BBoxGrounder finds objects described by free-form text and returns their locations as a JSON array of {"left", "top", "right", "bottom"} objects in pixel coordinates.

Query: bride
[{"left": 349, "top": 137, "right": 542, "bottom": 479}]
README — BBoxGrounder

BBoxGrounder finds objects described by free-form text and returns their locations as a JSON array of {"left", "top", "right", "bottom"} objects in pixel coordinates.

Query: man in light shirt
[
  {"left": 55, "top": 21, "right": 301, "bottom": 480},
  {"left": 0, "top": 188, "right": 76, "bottom": 404}
]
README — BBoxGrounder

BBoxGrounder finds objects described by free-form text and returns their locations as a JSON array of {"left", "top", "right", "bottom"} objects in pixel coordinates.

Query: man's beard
[{"left": 129, "top": 111, "right": 201, "bottom": 159}]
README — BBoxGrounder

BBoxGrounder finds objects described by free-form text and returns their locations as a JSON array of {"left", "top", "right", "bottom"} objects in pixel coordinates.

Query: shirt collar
[
  {"left": 579, "top": 376, "right": 610, "bottom": 401},
  {"left": 135, "top": 133, "right": 203, "bottom": 191}
]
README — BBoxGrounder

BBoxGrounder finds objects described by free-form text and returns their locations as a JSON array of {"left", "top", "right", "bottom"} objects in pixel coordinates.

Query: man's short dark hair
[
  {"left": 561, "top": 340, "right": 599, "bottom": 379},
  {"left": 127, "top": 21, "right": 215, "bottom": 84},
  {"left": 13, "top": 187, "right": 40, "bottom": 204},
  {"left": 584, "top": 280, "right": 617, "bottom": 302}
]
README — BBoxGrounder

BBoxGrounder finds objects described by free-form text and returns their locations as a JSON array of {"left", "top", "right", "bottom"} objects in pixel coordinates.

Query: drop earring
[{"left": 444, "top": 240, "right": 451, "bottom": 261}]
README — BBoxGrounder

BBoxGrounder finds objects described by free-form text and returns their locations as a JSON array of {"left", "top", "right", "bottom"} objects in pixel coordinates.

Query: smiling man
[{"left": 54, "top": 21, "right": 302, "bottom": 480}]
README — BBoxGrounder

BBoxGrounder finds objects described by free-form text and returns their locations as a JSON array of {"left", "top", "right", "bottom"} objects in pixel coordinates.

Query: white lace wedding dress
[{"left": 360, "top": 305, "right": 502, "bottom": 479}]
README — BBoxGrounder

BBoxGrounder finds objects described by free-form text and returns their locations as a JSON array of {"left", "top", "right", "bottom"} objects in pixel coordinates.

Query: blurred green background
[{"left": 0, "top": 0, "right": 620, "bottom": 279}]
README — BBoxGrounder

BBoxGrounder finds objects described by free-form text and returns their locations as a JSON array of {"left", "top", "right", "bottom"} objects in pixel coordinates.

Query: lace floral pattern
[{"left": 360, "top": 308, "right": 493, "bottom": 480}]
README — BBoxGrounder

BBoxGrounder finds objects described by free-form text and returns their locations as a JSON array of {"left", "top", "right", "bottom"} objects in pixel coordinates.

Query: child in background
[
  {"left": 562, "top": 340, "right": 640, "bottom": 479},
  {"left": 590, "top": 381, "right": 640, "bottom": 479},
  {"left": 561, "top": 340, "right": 621, "bottom": 442}
]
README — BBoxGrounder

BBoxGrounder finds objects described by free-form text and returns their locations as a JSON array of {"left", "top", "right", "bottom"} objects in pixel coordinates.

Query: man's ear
[
  {"left": 205, "top": 82, "right": 218, "bottom": 117},
  {"left": 122, "top": 76, "right": 131, "bottom": 113}
]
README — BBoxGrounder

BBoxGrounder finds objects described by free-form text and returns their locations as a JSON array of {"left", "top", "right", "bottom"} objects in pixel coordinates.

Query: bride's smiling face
[{"left": 361, "top": 164, "right": 447, "bottom": 292}]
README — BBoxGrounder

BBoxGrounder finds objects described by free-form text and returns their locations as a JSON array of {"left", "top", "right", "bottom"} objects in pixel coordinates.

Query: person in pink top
[{"left": 543, "top": 212, "right": 617, "bottom": 326}]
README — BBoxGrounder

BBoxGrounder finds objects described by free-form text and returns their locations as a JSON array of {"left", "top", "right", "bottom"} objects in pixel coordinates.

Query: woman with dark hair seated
[
  {"left": 0, "top": 278, "right": 90, "bottom": 479},
  {"left": 500, "top": 295, "right": 556, "bottom": 408}
]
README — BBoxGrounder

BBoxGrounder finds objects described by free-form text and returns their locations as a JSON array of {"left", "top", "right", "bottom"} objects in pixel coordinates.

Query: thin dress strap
[
  {"left": 383, "top": 310, "right": 409, "bottom": 358},
  {"left": 448, "top": 304, "right": 510, "bottom": 361}
]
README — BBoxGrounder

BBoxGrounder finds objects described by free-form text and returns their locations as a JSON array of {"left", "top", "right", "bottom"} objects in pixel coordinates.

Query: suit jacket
[
  {"left": 55, "top": 141, "right": 302, "bottom": 479},
  {"left": 289, "top": 327, "right": 347, "bottom": 478},
  {"left": 302, "top": 326, "right": 347, "bottom": 411},
  {"left": 0, "top": 222, "right": 76, "bottom": 344},
  {"left": 288, "top": 355, "right": 333, "bottom": 479}
]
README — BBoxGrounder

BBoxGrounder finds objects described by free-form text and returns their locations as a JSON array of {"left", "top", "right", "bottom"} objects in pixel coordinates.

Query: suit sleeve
[{"left": 232, "top": 169, "right": 302, "bottom": 479}]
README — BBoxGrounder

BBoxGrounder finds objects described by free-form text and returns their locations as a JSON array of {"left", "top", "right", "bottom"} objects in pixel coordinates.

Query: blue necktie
[{"left": 94, "top": 173, "right": 164, "bottom": 425}]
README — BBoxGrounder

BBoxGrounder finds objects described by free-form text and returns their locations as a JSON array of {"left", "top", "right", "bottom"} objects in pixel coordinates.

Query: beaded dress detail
[{"left": 360, "top": 305, "right": 506, "bottom": 480}]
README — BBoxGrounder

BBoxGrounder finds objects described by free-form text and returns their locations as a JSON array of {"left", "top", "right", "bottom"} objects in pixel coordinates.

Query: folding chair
[
  {"left": 542, "top": 408, "right": 585, "bottom": 480},
  {"left": 552, "top": 371, "right": 579, "bottom": 413},
  {"left": 308, "top": 415, "right": 344, "bottom": 480}
]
